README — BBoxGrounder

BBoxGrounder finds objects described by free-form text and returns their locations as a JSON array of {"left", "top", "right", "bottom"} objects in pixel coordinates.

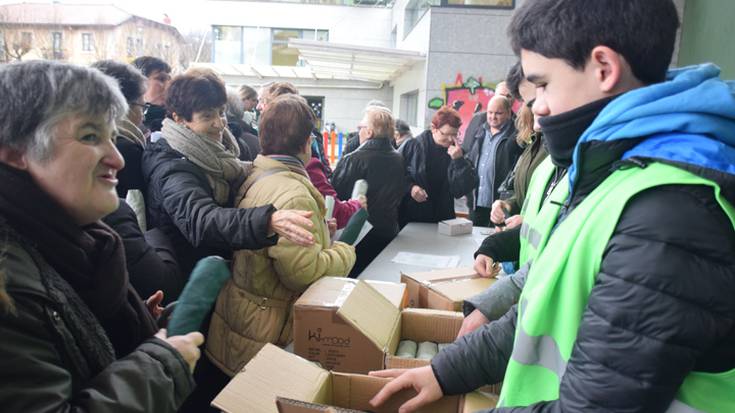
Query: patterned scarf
[{"left": 162, "top": 118, "right": 251, "bottom": 205}]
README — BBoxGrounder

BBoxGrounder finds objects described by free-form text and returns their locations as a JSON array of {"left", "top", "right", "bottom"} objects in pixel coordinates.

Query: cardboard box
[
  {"left": 293, "top": 277, "right": 403, "bottom": 374},
  {"left": 213, "top": 343, "right": 465, "bottom": 413},
  {"left": 427, "top": 277, "right": 496, "bottom": 312},
  {"left": 438, "top": 218, "right": 473, "bottom": 236},
  {"left": 384, "top": 308, "right": 464, "bottom": 369},
  {"left": 401, "top": 267, "right": 478, "bottom": 308}
]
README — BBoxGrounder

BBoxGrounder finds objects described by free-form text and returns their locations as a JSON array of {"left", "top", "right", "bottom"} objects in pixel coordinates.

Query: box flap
[
  {"left": 276, "top": 397, "right": 364, "bottom": 413},
  {"left": 429, "top": 278, "right": 495, "bottom": 302},
  {"left": 213, "top": 344, "right": 331, "bottom": 413},
  {"left": 295, "top": 277, "right": 357, "bottom": 308},
  {"left": 336, "top": 280, "right": 400, "bottom": 351},
  {"left": 461, "top": 391, "right": 498, "bottom": 412},
  {"left": 401, "top": 267, "right": 477, "bottom": 285},
  {"left": 400, "top": 308, "right": 464, "bottom": 343},
  {"left": 365, "top": 280, "right": 407, "bottom": 309}
]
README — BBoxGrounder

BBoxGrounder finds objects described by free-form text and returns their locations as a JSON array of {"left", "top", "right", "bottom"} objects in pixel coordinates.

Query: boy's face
[{"left": 521, "top": 49, "right": 609, "bottom": 123}]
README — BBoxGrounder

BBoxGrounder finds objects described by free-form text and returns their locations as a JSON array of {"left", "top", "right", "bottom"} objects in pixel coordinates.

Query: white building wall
[{"left": 423, "top": 6, "right": 516, "bottom": 126}]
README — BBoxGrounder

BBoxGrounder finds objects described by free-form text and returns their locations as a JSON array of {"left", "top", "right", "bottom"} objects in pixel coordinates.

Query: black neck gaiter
[{"left": 538, "top": 96, "right": 617, "bottom": 167}]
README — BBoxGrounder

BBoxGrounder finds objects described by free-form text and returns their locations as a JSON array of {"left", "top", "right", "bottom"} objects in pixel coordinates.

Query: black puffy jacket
[
  {"left": 399, "top": 130, "right": 478, "bottom": 224},
  {"left": 331, "top": 137, "right": 406, "bottom": 239},
  {"left": 142, "top": 139, "right": 277, "bottom": 276},
  {"left": 432, "top": 139, "right": 735, "bottom": 412},
  {"left": 103, "top": 201, "right": 184, "bottom": 303}
]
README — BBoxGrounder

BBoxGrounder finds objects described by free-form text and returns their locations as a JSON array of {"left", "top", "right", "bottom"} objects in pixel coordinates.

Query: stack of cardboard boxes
[{"left": 214, "top": 273, "right": 500, "bottom": 412}]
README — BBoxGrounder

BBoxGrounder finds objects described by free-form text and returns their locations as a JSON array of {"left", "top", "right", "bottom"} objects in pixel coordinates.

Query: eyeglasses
[
  {"left": 436, "top": 129, "right": 459, "bottom": 139},
  {"left": 525, "top": 98, "right": 536, "bottom": 108},
  {"left": 130, "top": 102, "right": 147, "bottom": 109}
]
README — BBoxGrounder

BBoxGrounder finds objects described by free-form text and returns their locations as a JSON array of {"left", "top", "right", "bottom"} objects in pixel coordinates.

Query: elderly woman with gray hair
[{"left": 0, "top": 61, "right": 202, "bottom": 411}]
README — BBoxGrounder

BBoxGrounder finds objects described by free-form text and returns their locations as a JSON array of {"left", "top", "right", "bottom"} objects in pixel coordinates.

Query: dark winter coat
[
  {"left": 331, "top": 137, "right": 406, "bottom": 239},
  {"left": 432, "top": 139, "right": 735, "bottom": 413},
  {"left": 398, "top": 130, "right": 478, "bottom": 224},
  {"left": 0, "top": 220, "right": 193, "bottom": 412},
  {"left": 142, "top": 139, "right": 277, "bottom": 276},
  {"left": 103, "top": 200, "right": 184, "bottom": 303},
  {"left": 465, "top": 121, "right": 524, "bottom": 209}
]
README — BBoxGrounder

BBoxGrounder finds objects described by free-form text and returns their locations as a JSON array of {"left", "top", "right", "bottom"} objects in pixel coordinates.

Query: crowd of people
[{"left": 0, "top": 0, "right": 733, "bottom": 412}]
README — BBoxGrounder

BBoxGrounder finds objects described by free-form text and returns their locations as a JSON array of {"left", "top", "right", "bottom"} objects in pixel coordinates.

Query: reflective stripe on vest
[
  {"left": 518, "top": 158, "right": 566, "bottom": 266},
  {"left": 499, "top": 162, "right": 735, "bottom": 412}
]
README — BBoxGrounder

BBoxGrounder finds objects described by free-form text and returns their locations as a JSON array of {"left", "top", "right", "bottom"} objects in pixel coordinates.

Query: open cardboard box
[
  {"left": 426, "top": 277, "right": 496, "bottom": 312},
  {"left": 293, "top": 277, "right": 404, "bottom": 374},
  {"left": 384, "top": 308, "right": 463, "bottom": 369},
  {"left": 212, "top": 344, "right": 496, "bottom": 413},
  {"left": 401, "top": 267, "right": 478, "bottom": 308}
]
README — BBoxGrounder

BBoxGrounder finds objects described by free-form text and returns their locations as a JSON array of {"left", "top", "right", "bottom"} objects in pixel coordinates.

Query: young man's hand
[
  {"left": 411, "top": 185, "right": 429, "bottom": 203},
  {"left": 369, "top": 366, "right": 443, "bottom": 413},
  {"left": 457, "top": 309, "right": 490, "bottom": 338},
  {"left": 490, "top": 200, "right": 511, "bottom": 225},
  {"left": 474, "top": 254, "right": 500, "bottom": 278}
]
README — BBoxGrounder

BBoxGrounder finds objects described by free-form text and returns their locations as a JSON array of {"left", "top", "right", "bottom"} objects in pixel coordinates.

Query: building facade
[{"left": 0, "top": 3, "right": 185, "bottom": 69}]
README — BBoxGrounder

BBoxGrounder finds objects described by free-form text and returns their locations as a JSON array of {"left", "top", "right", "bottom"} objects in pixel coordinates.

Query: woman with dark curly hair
[{"left": 142, "top": 70, "right": 315, "bottom": 278}]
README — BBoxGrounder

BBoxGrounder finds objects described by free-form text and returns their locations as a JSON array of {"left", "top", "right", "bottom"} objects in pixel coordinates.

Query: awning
[{"left": 288, "top": 38, "right": 425, "bottom": 83}]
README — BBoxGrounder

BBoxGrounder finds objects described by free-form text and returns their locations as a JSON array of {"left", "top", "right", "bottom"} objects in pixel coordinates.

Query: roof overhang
[{"left": 288, "top": 38, "right": 425, "bottom": 83}]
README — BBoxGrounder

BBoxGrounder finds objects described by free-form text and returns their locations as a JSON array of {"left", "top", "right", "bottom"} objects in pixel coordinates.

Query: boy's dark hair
[
  {"left": 131, "top": 56, "right": 172, "bottom": 77},
  {"left": 91, "top": 60, "right": 146, "bottom": 103},
  {"left": 505, "top": 62, "right": 524, "bottom": 100},
  {"left": 166, "top": 72, "right": 227, "bottom": 121},
  {"left": 508, "top": 0, "right": 679, "bottom": 85},
  {"left": 259, "top": 94, "right": 315, "bottom": 156}
]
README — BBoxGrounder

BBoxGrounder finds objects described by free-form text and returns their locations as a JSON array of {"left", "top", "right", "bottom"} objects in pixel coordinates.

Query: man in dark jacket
[
  {"left": 370, "top": 1, "right": 735, "bottom": 412},
  {"left": 332, "top": 106, "right": 406, "bottom": 278},
  {"left": 132, "top": 56, "right": 172, "bottom": 135},
  {"left": 466, "top": 96, "right": 523, "bottom": 227}
]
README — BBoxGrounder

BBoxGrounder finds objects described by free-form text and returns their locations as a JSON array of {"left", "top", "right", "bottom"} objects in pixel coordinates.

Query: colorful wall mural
[{"left": 428, "top": 73, "right": 498, "bottom": 145}]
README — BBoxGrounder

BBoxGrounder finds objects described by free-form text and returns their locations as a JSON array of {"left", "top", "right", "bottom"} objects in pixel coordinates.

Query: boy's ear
[{"left": 588, "top": 46, "right": 624, "bottom": 94}]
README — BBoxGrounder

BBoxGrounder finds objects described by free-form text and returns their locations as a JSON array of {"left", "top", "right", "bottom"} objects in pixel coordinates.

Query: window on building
[
  {"left": 213, "top": 25, "right": 244, "bottom": 64},
  {"left": 443, "top": 0, "right": 513, "bottom": 6},
  {"left": 403, "top": 0, "right": 438, "bottom": 39},
  {"left": 51, "top": 32, "right": 62, "bottom": 59},
  {"left": 81, "top": 33, "right": 92, "bottom": 52},
  {"left": 213, "top": 26, "right": 328, "bottom": 66},
  {"left": 21, "top": 32, "right": 32, "bottom": 48},
  {"left": 135, "top": 38, "right": 143, "bottom": 53},
  {"left": 272, "top": 28, "right": 328, "bottom": 66},
  {"left": 400, "top": 90, "right": 419, "bottom": 126},
  {"left": 126, "top": 37, "right": 134, "bottom": 56}
]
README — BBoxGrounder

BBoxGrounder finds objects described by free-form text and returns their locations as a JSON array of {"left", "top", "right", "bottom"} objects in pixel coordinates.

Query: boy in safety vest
[{"left": 370, "top": 1, "right": 735, "bottom": 412}]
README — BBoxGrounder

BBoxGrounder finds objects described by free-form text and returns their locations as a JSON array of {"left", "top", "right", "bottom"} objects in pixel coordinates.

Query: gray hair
[
  {"left": 225, "top": 88, "right": 245, "bottom": 121},
  {"left": 0, "top": 61, "right": 128, "bottom": 161}
]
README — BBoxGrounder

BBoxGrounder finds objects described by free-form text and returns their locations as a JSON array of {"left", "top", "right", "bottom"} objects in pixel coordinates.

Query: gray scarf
[{"left": 161, "top": 118, "right": 251, "bottom": 205}]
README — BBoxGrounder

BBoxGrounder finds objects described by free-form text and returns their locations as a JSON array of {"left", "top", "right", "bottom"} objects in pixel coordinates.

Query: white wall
[{"left": 206, "top": 1, "right": 393, "bottom": 47}]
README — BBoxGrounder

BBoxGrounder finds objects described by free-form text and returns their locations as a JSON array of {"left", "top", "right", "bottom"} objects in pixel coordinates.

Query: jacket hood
[{"left": 569, "top": 64, "right": 735, "bottom": 195}]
